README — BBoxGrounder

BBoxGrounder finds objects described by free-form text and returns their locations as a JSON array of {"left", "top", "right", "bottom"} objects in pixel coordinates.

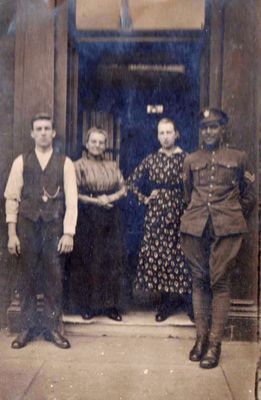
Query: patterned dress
[
  {"left": 127, "top": 148, "right": 192, "bottom": 295},
  {"left": 70, "top": 153, "right": 126, "bottom": 312}
]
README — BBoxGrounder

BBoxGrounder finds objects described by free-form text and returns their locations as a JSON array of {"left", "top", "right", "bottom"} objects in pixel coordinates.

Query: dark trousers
[
  {"left": 181, "top": 218, "right": 243, "bottom": 342},
  {"left": 17, "top": 216, "right": 64, "bottom": 331}
]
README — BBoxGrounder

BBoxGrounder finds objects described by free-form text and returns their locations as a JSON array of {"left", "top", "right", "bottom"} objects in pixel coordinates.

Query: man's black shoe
[
  {"left": 44, "top": 330, "right": 71, "bottom": 349},
  {"left": 189, "top": 336, "right": 208, "bottom": 362},
  {"left": 11, "top": 329, "right": 33, "bottom": 349},
  {"left": 200, "top": 342, "right": 221, "bottom": 369},
  {"left": 81, "top": 310, "right": 94, "bottom": 320},
  {"left": 155, "top": 305, "right": 171, "bottom": 322},
  {"left": 106, "top": 308, "right": 122, "bottom": 322}
]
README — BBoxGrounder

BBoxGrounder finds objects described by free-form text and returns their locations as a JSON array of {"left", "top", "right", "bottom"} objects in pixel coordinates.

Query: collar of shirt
[{"left": 35, "top": 148, "right": 53, "bottom": 171}]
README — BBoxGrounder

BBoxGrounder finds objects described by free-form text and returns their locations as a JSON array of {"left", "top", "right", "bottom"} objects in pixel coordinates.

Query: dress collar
[
  {"left": 159, "top": 146, "right": 183, "bottom": 156},
  {"left": 84, "top": 151, "right": 105, "bottom": 161}
]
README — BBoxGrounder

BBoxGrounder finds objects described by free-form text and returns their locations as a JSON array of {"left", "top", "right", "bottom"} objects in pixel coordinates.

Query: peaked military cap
[{"left": 198, "top": 108, "right": 228, "bottom": 125}]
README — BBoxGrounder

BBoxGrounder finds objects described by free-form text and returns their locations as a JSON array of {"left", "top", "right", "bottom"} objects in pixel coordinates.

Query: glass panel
[
  {"left": 129, "top": 0, "right": 205, "bottom": 30},
  {"left": 76, "top": 0, "right": 205, "bottom": 31},
  {"left": 76, "top": 0, "right": 121, "bottom": 31}
]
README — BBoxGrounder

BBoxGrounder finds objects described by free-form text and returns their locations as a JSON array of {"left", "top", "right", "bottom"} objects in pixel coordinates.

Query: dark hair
[
  {"left": 31, "top": 113, "right": 54, "bottom": 130},
  {"left": 157, "top": 118, "right": 180, "bottom": 140}
]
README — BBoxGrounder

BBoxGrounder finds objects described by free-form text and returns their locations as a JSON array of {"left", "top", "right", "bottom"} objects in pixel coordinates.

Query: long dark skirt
[{"left": 70, "top": 204, "right": 125, "bottom": 313}]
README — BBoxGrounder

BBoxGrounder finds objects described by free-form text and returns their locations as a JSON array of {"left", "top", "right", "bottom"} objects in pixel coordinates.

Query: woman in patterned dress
[
  {"left": 127, "top": 118, "right": 192, "bottom": 322},
  {"left": 71, "top": 127, "right": 126, "bottom": 321}
]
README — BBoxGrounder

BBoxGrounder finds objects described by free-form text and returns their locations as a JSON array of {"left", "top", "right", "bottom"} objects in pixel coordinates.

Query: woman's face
[
  {"left": 86, "top": 131, "right": 106, "bottom": 157},
  {"left": 157, "top": 121, "right": 178, "bottom": 150}
]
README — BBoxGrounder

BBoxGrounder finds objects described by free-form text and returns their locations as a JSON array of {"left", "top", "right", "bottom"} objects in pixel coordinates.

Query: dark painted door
[{"left": 75, "top": 39, "right": 202, "bottom": 303}]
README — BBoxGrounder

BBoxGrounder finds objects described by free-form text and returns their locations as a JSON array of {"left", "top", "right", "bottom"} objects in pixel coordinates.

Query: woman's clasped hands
[{"left": 96, "top": 194, "right": 114, "bottom": 209}]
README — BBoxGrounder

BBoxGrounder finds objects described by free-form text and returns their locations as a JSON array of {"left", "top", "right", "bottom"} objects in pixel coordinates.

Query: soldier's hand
[
  {"left": 57, "top": 234, "right": 74, "bottom": 254},
  {"left": 8, "top": 235, "right": 21, "bottom": 256}
]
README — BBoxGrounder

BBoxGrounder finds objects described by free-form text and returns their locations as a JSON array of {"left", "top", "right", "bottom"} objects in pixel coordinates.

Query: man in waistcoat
[
  {"left": 180, "top": 108, "right": 255, "bottom": 368},
  {"left": 5, "top": 113, "right": 78, "bottom": 349}
]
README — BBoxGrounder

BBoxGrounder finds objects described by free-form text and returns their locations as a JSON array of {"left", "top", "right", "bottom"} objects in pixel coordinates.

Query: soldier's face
[
  {"left": 31, "top": 119, "right": 56, "bottom": 150},
  {"left": 200, "top": 122, "right": 223, "bottom": 147},
  {"left": 157, "top": 122, "right": 178, "bottom": 150}
]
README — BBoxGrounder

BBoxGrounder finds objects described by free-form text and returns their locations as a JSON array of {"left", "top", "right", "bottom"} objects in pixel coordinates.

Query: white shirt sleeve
[
  {"left": 4, "top": 155, "right": 24, "bottom": 223},
  {"left": 63, "top": 157, "right": 78, "bottom": 236}
]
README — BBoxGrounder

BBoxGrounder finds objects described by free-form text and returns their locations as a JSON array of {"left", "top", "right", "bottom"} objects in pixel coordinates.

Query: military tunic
[{"left": 180, "top": 145, "right": 255, "bottom": 237}]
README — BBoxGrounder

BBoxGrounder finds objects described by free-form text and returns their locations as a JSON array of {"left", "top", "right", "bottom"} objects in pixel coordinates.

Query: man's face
[
  {"left": 200, "top": 121, "right": 223, "bottom": 147},
  {"left": 157, "top": 122, "right": 178, "bottom": 150},
  {"left": 31, "top": 119, "right": 56, "bottom": 150}
]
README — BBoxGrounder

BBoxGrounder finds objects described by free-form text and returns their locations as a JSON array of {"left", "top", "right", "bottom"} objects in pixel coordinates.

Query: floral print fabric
[{"left": 127, "top": 150, "right": 192, "bottom": 294}]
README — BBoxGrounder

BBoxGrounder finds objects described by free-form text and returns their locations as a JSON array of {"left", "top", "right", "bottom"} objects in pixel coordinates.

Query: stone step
[{"left": 63, "top": 311, "right": 196, "bottom": 339}]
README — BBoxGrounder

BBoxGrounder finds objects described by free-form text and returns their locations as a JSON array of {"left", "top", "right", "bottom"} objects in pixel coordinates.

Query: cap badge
[{"left": 203, "top": 109, "right": 210, "bottom": 118}]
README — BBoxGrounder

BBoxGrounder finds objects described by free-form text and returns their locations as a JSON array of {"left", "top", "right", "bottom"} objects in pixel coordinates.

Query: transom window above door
[{"left": 76, "top": 0, "right": 205, "bottom": 31}]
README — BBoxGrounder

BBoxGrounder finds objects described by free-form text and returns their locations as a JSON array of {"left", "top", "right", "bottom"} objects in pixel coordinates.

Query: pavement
[{"left": 0, "top": 312, "right": 259, "bottom": 400}]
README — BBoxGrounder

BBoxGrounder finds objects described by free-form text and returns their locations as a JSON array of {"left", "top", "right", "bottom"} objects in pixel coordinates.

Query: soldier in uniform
[
  {"left": 180, "top": 108, "right": 255, "bottom": 368},
  {"left": 4, "top": 113, "right": 78, "bottom": 349}
]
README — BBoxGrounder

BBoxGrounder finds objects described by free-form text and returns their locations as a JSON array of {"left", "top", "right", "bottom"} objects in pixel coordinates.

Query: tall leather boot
[
  {"left": 189, "top": 335, "right": 209, "bottom": 362},
  {"left": 188, "top": 287, "right": 211, "bottom": 361}
]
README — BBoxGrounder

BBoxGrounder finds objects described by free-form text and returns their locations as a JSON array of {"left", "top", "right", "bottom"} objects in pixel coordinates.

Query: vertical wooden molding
[
  {"left": 13, "top": 0, "right": 26, "bottom": 158},
  {"left": 66, "top": 43, "right": 79, "bottom": 158},
  {"left": 200, "top": 0, "right": 211, "bottom": 108},
  {"left": 222, "top": 0, "right": 256, "bottom": 148},
  {"left": 221, "top": 1, "right": 258, "bottom": 330},
  {"left": 208, "top": 0, "right": 224, "bottom": 107},
  {"left": 200, "top": 0, "right": 224, "bottom": 109},
  {"left": 255, "top": 0, "right": 261, "bottom": 341},
  {"left": 13, "top": 0, "right": 55, "bottom": 157},
  {"left": 54, "top": 0, "right": 69, "bottom": 151}
]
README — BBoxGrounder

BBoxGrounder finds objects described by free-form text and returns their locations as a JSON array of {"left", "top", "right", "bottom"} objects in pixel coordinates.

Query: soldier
[
  {"left": 180, "top": 108, "right": 255, "bottom": 368},
  {"left": 5, "top": 113, "right": 78, "bottom": 349}
]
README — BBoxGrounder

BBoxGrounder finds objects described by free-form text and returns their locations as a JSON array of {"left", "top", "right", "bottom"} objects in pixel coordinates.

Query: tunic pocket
[
  {"left": 215, "top": 160, "right": 238, "bottom": 185},
  {"left": 191, "top": 160, "right": 208, "bottom": 185}
]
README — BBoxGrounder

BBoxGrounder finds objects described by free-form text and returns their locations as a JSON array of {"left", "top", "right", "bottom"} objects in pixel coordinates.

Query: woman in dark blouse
[
  {"left": 127, "top": 118, "right": 193, "bottom": 322},
  {"left": 71, "top": 127, "right": 126, "bottom": 321}
]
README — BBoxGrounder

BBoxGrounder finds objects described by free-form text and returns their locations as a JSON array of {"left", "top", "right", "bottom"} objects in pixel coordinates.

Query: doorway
[
  {"left": 76, "top": 40, "right": 201, "bottom": 161},
  {"left": 67, "top": 37, "right": 202, "bottom": 312}
]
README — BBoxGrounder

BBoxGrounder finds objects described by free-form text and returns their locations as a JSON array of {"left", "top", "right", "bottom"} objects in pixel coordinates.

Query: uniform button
[
  {"left": 212, "top": 151, "right": 215, "bottom": 155},
  {"left": 208, "top": 193, "right": 212, "bottom": 197},
  {"left": 211, "top": 176, "right": 214, "bottom": 180},
  {"left": 211, "top": 166, "right": 215, "bottom": 170},
  {"left": 210, "top": 184, "right": 213, "bottom": 188},
  {"left": 207, "top": 202, "right": 211, "bottom": 206}
]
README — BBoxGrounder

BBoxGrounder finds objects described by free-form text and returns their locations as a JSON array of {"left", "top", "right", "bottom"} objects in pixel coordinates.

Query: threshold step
[{"left": 63, "top": 311, "right": 195, "bottom": 339}]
